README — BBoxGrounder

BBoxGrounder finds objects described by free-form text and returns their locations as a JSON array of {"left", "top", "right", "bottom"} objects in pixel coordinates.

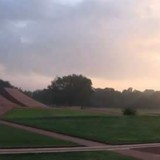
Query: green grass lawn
[
  {"left": 0, "top": 151, "right": 135, "bottom": 160},
  {"left": 0, "top": 124, "right": 75, "bottom": 148},
  {"left": 6, "top": 116, "right": 160, "bottom": 144},
  {"left": 3, "top": 107, "right": 107, "bottom": 119}
]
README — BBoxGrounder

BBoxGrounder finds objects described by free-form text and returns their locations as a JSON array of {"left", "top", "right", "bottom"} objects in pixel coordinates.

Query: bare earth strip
[
  {"left": 4, "top": 88, "right": 47, "bottom": 108},
  {"left": 0, "top": 96, "right": 19, "bottom": 115},
  {"left": 1, "top": 120, "right": 160, "bottom": 159}
]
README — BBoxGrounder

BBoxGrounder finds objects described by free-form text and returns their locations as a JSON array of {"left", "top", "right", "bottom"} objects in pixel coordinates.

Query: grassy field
[
  {"left": 0, "top": 124, "right": 75, "bottom": 148},
  {"left": 4, "top": 107, "right": 160, "bottom": 144},
  {"left": 6, "top": 116, "right": 160, "bottom": 144},
  {"left": 3, "top": 107, "right": 108, "bottom": 119},
  {"left": 0, "top": 151, "right": 135, "bottom": 160}
]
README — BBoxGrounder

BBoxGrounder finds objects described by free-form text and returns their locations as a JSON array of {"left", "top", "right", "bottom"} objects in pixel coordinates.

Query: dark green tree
[
  {"left": 0, "top": 79, "right": 12, "bottom": 88},
  {"left": 48, "top": 74, "right": 93, "bottom": 106},
  {"left": 91, "top": 88, "right": 122, "bottom": 108},
  {"left": 31, "top": 89, "right": 53, "bottom": 105}
]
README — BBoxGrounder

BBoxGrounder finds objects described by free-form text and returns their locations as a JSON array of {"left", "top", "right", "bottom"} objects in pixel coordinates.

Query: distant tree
[
  {"left": 121, "top": 88, "right": 142, "bottom": 108},
  {"left": 91, "top": 88, "right": 122, "bottom": 108},
  {"left": 24, "top": 90, "right": 33, "bottom": 97},
  {"left": 33, "top": 89, "right": 53, "bottom": 105},
  {"left": 0, "top": 79, "right": 12, "bottom": 88},
  {"left": 48, "top": 74, "right": 93, "bottom": 106},
  {"left": 24, "top": 89, "right": 53, "bottom": 105}
]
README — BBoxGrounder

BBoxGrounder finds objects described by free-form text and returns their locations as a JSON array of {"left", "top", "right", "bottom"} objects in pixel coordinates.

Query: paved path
[
  {"left": 0, "top": 146, "right": 132, "bottom": 154},
  {"left": 1, "top": 120, "right": 160, "bottom": 159},
  {"left": 1, "top": 144, "right": 160, "bottom": 159}
]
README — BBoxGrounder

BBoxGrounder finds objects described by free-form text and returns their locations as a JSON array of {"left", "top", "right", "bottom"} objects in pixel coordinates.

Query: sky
[{"left": 1, "top": 0, "right": 160, "bottom": 91}]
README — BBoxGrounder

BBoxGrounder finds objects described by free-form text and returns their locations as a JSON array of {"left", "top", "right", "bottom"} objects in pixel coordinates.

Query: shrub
[{"left": 123, "top": 108, "right": 137, "bottom": 116}]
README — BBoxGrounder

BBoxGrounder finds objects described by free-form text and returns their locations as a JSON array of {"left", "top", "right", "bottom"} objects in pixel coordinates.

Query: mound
[
  {"left": 3, "top": 88, "right": 47, "bottom": 108},
  {"left": 0, "top": 95, "right": 19, "bottom": 115}
]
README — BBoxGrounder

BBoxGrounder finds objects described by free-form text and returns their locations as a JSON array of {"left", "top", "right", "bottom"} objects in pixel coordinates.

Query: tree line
[
  {"left": 24, "top": 74, "right": 160, "bottom": 109},
  {"left": 1, "top": 75, "right": 160, "bottom": 109}
]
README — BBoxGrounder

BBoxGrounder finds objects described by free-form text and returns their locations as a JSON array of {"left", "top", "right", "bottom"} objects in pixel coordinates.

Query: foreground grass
[
  {"left": 3, "top": 107, "right": 107, "bottom": 119},
  {"left": 0, "top": 124, "right": 75, "bottom": 148},
  {"left": 0, "top": 151, "right": 135, "bottom": 160},
  {"left": 7, "top": 116, "right": 160, "bottom": 144}
]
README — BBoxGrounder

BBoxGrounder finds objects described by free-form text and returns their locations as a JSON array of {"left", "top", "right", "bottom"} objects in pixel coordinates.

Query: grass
[
  {"left": 4, "top": 107, "right": 160, "bottom": 144},
  {"left": 0, "top": 151, "right": 135, "bottom": 160},
  {"left": 0, "top": 124, "right": 75, "bottom": 148},
  {"left": 6, "top": 116, "right": 160, "bottom": 144},
  {"left": 3, "top": 107, "right": 108, "bottom": 119}
]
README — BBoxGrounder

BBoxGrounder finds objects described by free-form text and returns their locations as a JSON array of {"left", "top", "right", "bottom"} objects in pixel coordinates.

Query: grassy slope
[
  {"left": 0, "top": 151, "right": 135, "bottom": 160},
  {"left": 7, "top": 116, "right": 160, "bottom": 144},
  {"left": 0, "top": 124, "right": 75, "bottom": 148}
]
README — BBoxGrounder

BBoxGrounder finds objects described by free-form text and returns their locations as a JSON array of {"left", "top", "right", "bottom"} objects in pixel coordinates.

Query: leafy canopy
[{"left": 48, "top": 74, "right": 93, "bottom": 106}]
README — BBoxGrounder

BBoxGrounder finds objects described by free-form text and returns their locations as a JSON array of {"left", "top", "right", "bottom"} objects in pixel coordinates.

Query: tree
[
  {"left": 30, "top": 89, "right": 53, "bottom": 105},
  {"left": 91, "top": 88, "right": 122, "bottom": 108},
  {"left": 0, "top": 79, "right": 12, "bottom": 88},
  {"left": 48, "top": 74, "right": 93, "bottom": 106}
]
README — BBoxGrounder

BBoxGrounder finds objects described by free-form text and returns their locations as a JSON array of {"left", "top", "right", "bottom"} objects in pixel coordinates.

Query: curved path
[{"left": 1, "top": 120, "right": 160, "bottom": 159}]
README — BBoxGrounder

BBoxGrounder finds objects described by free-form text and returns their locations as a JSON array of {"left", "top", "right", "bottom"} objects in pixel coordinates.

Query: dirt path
[{"left": 1, "top": 120, "right": 160, "bottom": 159}]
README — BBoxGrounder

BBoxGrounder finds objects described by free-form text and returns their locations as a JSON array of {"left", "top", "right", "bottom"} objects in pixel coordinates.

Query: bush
[{"left": 123, "top": 108, "right": 137, "bottom": 116}]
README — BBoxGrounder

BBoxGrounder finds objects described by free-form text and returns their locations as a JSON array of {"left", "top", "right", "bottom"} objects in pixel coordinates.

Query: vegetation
[
  {"left": 123, "top": 108, "right": 137, "bottom": 116},
  {"left": 7, "top": 116, "right": 160, "bottom": 144},
  {"left": 91, "top": 88, "right": 160, "bottom": 109},
  {"left": 0, "top": 79, "right": 12, "bottom": 88},
  {"left": 25, "top": 89, "right": 53, "bottom": 105},
  {"left": 0, "top": 124, "right": 75, "bottom": 148},
  {"left": 1, "top": 76, "right": 160, "bottom": 110},
  {"left": 25, "top": 76, "right": 160, "bottom": 110},
  {"left": 48, "top": 74, "right": 93, "bottom": 106},
  {"left": 0, "top": 151, "right": 135, "bottom": 160},
  {"left": 3, "top": 108, "right": 108, "bottom": 119}
]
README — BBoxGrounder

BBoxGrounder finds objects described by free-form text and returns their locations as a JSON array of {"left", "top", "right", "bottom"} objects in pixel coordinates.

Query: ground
[
  {"left": 0, "top": 123, "right": 75, "bottom": 148},
  {"left": 4, "top": 108, "right": 160, "bottom": 144},
  {"left": 2, "top": 107, "right": 160, "bottom": 160}
]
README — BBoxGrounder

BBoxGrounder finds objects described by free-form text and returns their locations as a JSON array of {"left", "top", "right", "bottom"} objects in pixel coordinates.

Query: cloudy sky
[{"left": 1, "top": 0, "right": 160, "bottom": 91}]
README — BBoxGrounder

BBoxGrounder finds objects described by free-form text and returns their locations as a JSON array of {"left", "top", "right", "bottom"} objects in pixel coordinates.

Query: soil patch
[{"left": 0, "top": 95, "right": 19, "bottom": 115}]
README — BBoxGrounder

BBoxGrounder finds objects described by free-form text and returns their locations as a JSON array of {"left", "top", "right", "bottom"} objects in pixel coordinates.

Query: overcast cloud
[{"left": 0, "top": 0, "right": 160, "bottom": 91}]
